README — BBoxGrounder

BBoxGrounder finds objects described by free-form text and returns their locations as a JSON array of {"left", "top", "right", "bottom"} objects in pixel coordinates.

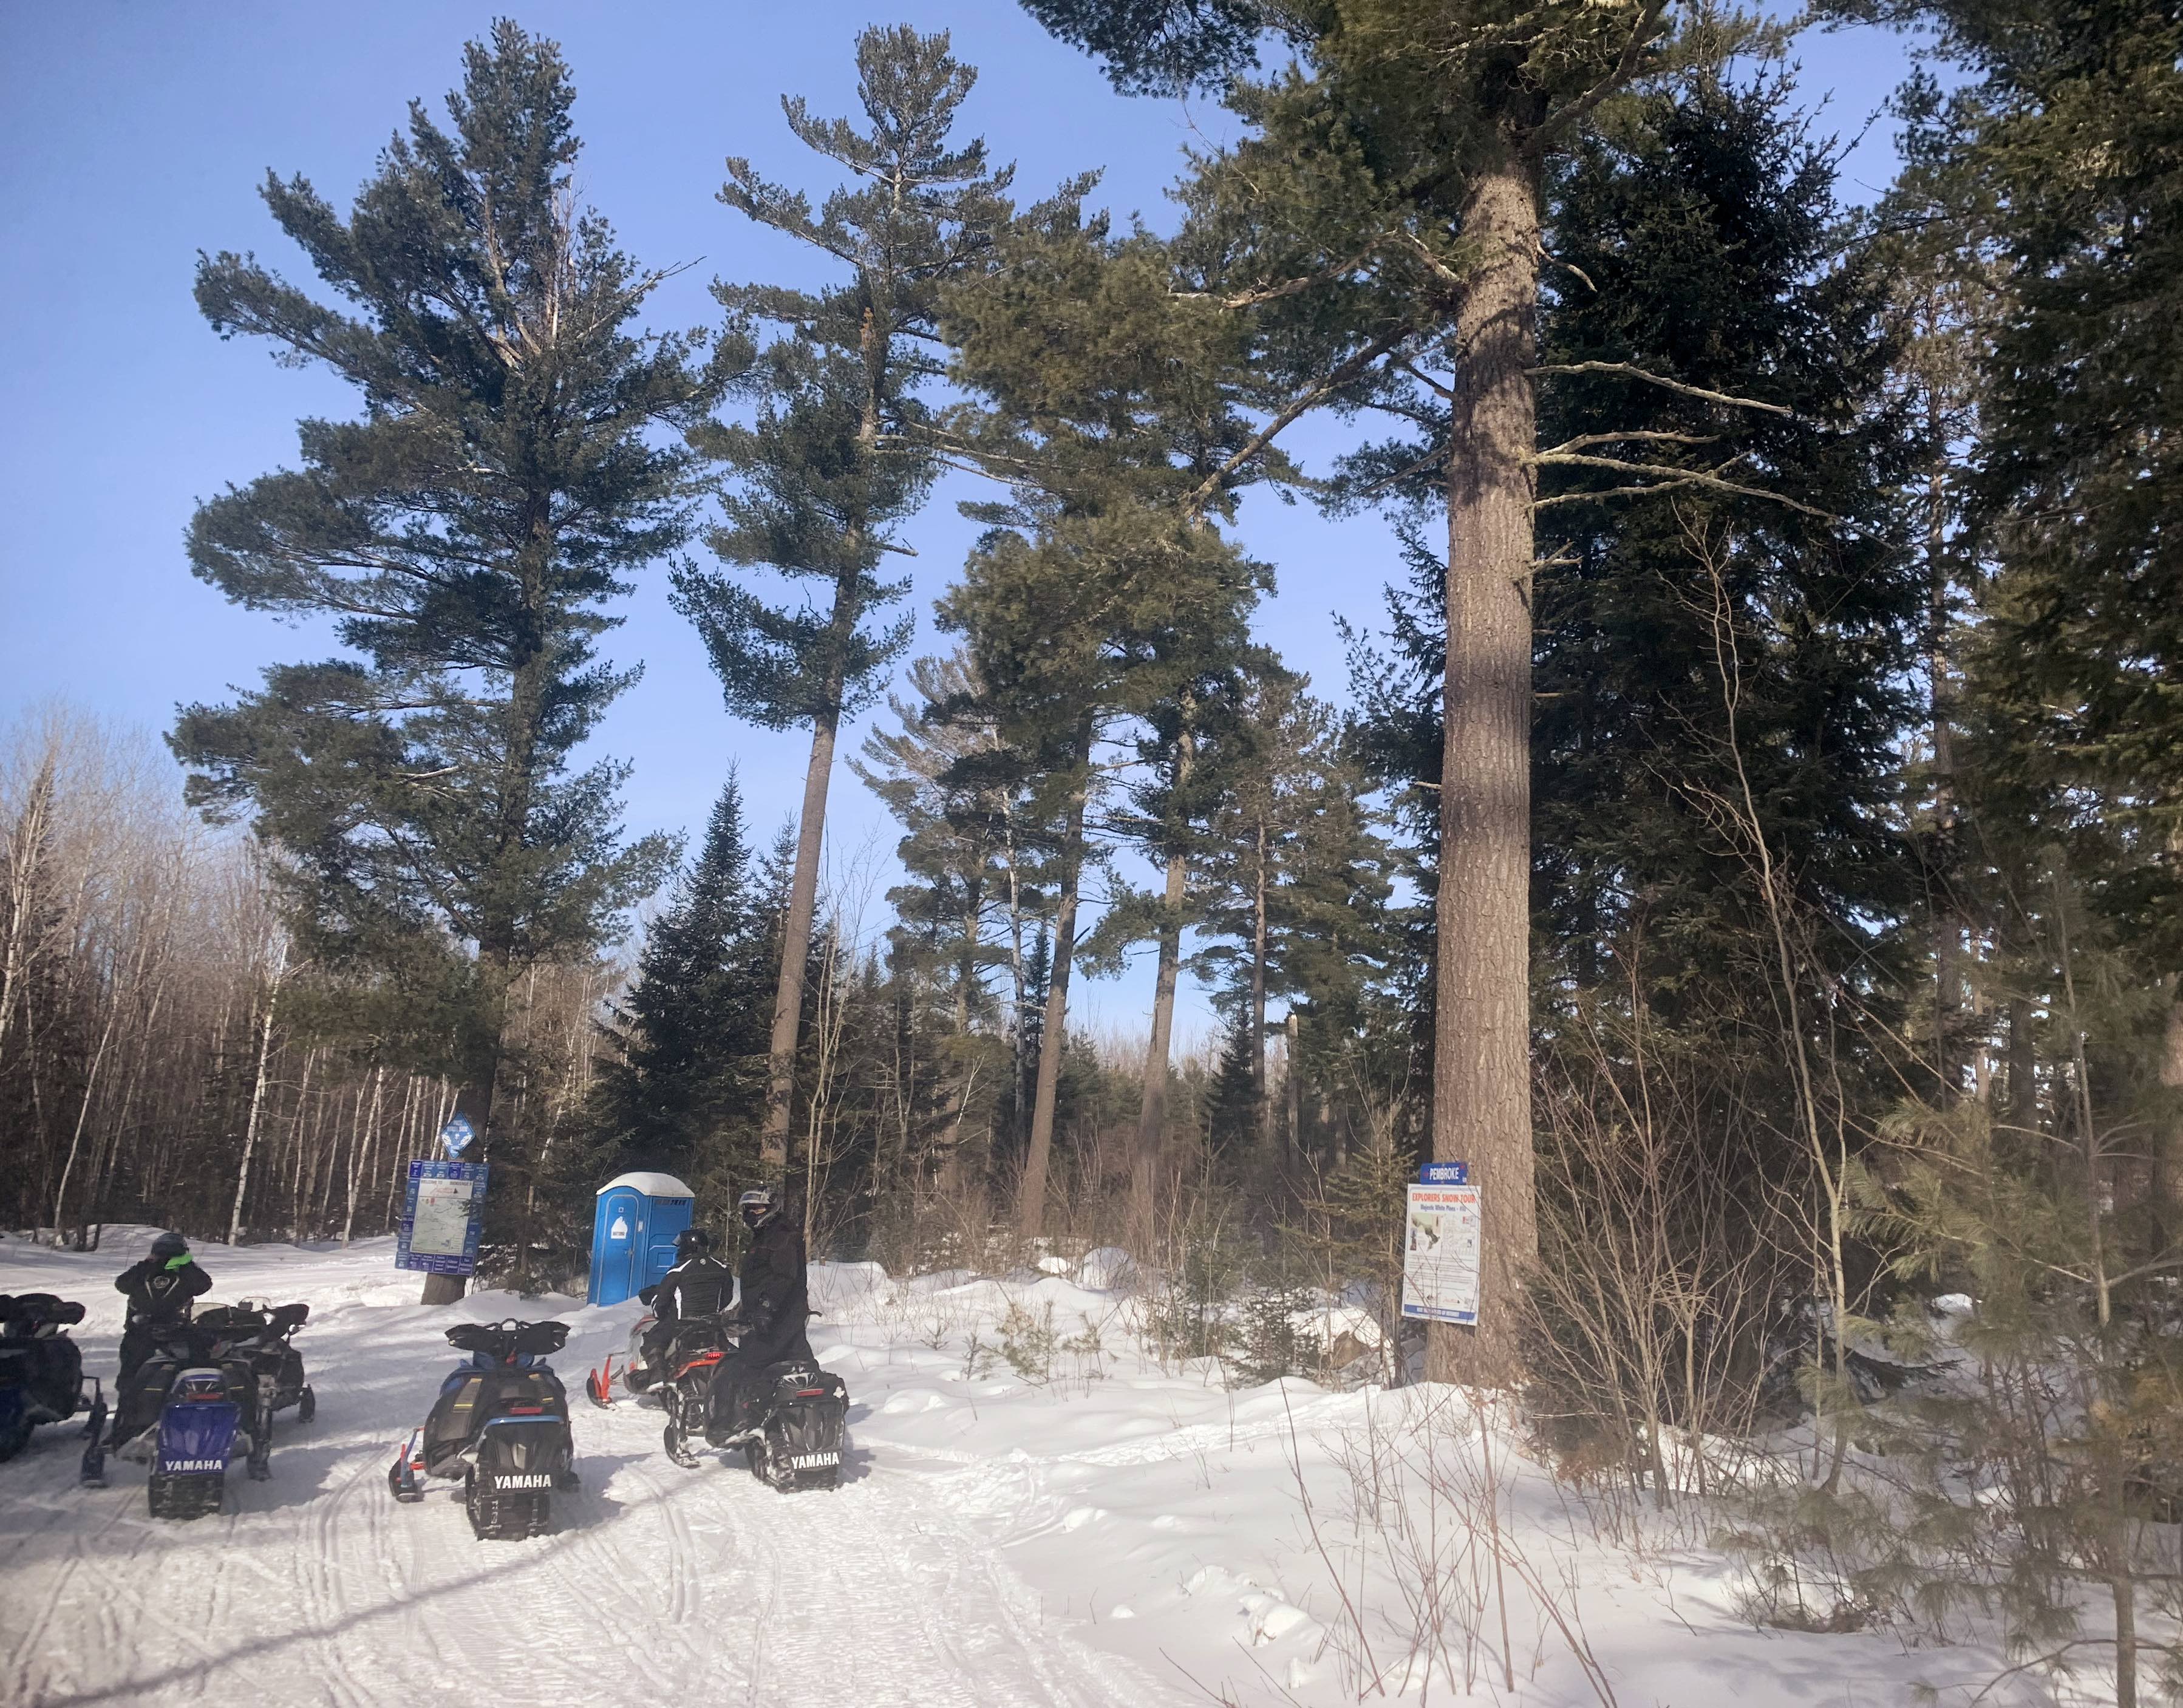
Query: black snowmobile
[
  {"left": 0, "top": 1293, "right": 94, "bottom": 1462},
  {"left": 89, "top": 1304, "right": 299, "bottom": 1517},
  {"left": 585, "top": 1285, "right": 846, "bottom": 1492},
  {"left": 230, "top": 1299, "right": 315, "bottom": 1423},
  {"left": 388, "top": 1319, "right": 577, "bottom": 1540},
  {"left": 662, "top": 1319, "right": 848, "bottom": 1492}
]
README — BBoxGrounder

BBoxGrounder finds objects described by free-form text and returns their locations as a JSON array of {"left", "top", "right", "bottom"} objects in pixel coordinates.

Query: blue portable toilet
[{"left": 587, "top": 1171, "right": 696, "bottom": 1306}]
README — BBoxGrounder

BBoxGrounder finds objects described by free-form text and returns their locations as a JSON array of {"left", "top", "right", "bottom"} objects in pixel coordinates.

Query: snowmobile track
[{"left": 0, "top": 1243, "right": 1187, "bottom": 1708}]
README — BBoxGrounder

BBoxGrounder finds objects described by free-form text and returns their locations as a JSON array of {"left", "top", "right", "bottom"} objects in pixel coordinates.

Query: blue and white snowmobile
[
  {"left": 0, "top": 1293, "right": 95, "bottom": 1463},
  {"left": 90, "top": 1305, "right": 287, "bottom": 1517},
  {"left": 388, "top": 1319, "right": 578, "bottom": 1540}
]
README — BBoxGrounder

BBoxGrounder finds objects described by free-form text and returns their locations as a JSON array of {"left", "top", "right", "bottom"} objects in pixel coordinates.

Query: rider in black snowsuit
[
  {"left": 715, "top": 1187, "right": 814, "bottom": 1434},
  {"left": 114, "top": 1230, "right": 212, "bottom": 1385},
  {"left": 636, "top": 1228, "right": 734, "bottom": 1390}
]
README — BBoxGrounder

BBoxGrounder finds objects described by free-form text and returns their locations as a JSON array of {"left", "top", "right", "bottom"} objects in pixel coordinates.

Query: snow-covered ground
[{"left": 1, "top": 1231, "right": 2025, "bottom": 1707}]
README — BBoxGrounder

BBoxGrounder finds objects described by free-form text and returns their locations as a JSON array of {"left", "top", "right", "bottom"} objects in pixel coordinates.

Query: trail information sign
[
  {"left": 397, "top": 1160, "right": 489, "bottom": 1276},
  {"left": 1400, "top": 1179, "right": 1481, "bottom": 1325}
]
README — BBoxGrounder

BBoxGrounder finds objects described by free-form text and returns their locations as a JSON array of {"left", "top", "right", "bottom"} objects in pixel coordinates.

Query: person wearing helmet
[
  {"left": 633, "top": 1225, "right": 734, "bottom": 1392},
  {"left": 114, "top": 1230, "right": 213, "bottom": 1384},
  {"left": 714, "top": 1186, "right": 814, "bottom": 1434}
]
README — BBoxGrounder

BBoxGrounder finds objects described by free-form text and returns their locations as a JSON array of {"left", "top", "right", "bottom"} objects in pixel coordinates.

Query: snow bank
[{"left": 0, "top": 1234, "right": 2025, "bottom": 1707}]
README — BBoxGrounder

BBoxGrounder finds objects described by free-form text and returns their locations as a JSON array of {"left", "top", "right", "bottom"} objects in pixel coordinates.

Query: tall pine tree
[
  {"left": 174, "top": 23, "right": 721, "bottom": 1301},
  {"left": 673, "top": 26, "right": 1013, "bottom": 1180}
]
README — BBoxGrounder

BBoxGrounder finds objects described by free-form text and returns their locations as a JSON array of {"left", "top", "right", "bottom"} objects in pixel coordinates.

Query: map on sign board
[
  {"left": 412, "top": 1174, "right": 480, "bottom": 1257},
  {"left": 1400, "top": 1182, "right": 1480, "bottom": 1325},
  {"left": 396, "top": 1159, "right": 489, "bottom": 1275}
]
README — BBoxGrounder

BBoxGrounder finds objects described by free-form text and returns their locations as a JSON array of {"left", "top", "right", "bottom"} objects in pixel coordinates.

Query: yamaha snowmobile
[
  {"left": 649, "top": 1314, "right": 848, "bottom": 1492},
  {"left": 90, "top": 1305, "right": 288, "bottom": 1517},
  {"left": 388, "top": 1319, "right": 577, "bottom": 1540},
  {"left": 231, "top": 1299, "right": 315, "bottom": 1423},
  {"left": 0, "top": 1293, "right": 94, "bottom": 1463}
]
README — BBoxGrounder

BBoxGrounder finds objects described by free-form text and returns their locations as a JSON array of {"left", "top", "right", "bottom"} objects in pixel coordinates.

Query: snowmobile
[
  {"left": 723, "top": 1357, "right": 850, "bottom": 1492},
  {"left": 652, "top": 1315, "right": 848, "bottom": 1492},
  {"left": 0, "top": 1293, "right": 94, "bottom": 1463},
  {"left": 586, "top": 1289, "right": 846, "bottom": 1491},
  {"left": 89, "top": 1305, "right": 286, "bottom": 1517},
  {"left": 387, "top": 1319, "right": 577, "bottom": 1540},
  {"left": 230, "top": 1299, "right": 315, "bottom": 1424}
]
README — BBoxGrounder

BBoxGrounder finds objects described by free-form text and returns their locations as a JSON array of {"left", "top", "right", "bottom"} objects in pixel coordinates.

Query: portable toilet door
[
  {"left": 642, "top": 1194, "right": 695, "bottom": 1291},
  {"left": 588, "top": 1183, "right": 645, "bottom": 1307},
  {"left": 587, "top": 1172, "right": 698, "bottom": 1307}
]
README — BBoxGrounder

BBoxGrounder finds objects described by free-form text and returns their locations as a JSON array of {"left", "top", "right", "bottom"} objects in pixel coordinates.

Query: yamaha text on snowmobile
[
  {"left": 0, "top": 1293, "right": 96, "bottom": 1463},
  {"left": 388, "top": 1319, "right": 578, "bottom": 1540}
]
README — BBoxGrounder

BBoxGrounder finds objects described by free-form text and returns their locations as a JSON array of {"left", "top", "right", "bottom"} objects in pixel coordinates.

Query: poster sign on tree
[
  {"left": 1400, "top": 1171, "right": 1480, "bottom": 1326},
  {"left": 397, "top": 1159, "right": 489, "bottom": 1276}
]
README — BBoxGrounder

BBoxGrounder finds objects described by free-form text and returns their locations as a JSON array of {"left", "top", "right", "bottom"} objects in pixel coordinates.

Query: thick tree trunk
[
  {"left": 761, "top": 701, "right": 842, "bottom": 1178},
  {"left": 1926, "top": 438, "right": 1966, "bottom": 1100},
  {"left": 2006, "top": 994, "right": 2038, "bottom": 1136},
  {"left": 1136, "top": 847, "right": 1187, "bottom": 1175},
  {"left": 1018, "top": 715, "right": 1095, "bottom": 1246},
  {"left": 1004, "top": 836, "right": 1030, "bottom": 1152},
  {"left": 1252, "top": 821, "right": 1270, "bottom": 1152},
  {"left": 1429, "top": 149, "right": 1542, "bottom": 1387},
  {"left": 1136, "top": 734, "right": 1193, "bottom": 1183},
  {"left": 2157, "top": 994, "right": 2183, "bottom": 1242}
]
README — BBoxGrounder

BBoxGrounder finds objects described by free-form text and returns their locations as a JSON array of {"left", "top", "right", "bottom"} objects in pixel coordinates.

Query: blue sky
[{"left": 0, "top": 2, "right": 1922, "bottom": 1043}]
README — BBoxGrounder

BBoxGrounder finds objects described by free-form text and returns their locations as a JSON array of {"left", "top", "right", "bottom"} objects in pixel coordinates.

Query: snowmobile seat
[
  {"left": 267, "top": 1302, "right": 310, "bottom": 1333},
  {"left": 195, "top": 1305, "right": 270, "bottom": 1339}
]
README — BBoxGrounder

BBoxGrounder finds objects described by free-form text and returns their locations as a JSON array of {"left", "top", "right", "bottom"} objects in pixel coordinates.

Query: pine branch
[
  {"left": 1525, "top": 0, "right": 1672, "bottom": 160},
  {"left": 1183, "top": 327, "right": 1410, "bottom": 516},
  {"left": 1530, "top": 361, "right": 1792, "bottom": 417},
  {"left": 1531, "top": 452, "right": 1839, "bottom": 524}
]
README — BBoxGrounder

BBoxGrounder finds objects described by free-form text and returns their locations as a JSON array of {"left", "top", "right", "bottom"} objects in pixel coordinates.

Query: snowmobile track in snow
[{"left": 0, "top": 1242, "right": 1181, "bottom": 1708}]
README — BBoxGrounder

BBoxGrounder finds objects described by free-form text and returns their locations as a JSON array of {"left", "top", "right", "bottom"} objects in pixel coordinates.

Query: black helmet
[
  {"left": 737, "top": 1186, "right": 778, "bottom": 1230},
  {"left": 673, "top": 1227, "right": 715, "bottom": 1259},
  {"left": 150, "top": 1230, "right": 189, "bottom": 1261}
]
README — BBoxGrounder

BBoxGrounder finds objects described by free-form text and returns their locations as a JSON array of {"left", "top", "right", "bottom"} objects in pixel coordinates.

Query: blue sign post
[
  {"left": 1420, "top": 1161, "right": 1470, "bottom": 1185},
  {"left": 397, "top": 1159, "right": 489, "bottom": 1276}
]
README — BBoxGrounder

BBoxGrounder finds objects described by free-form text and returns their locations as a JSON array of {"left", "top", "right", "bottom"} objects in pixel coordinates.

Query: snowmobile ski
[{"left": 584, "top": 1356, "right": 618, "bottom": 1410}]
